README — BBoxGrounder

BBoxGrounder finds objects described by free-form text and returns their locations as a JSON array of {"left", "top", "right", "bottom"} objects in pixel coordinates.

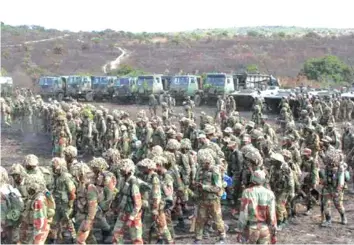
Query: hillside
[{"left": 2, "top": 23, "right": 354, "bottom": 87}]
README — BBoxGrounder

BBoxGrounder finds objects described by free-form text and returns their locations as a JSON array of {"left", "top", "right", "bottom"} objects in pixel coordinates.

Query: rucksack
[{"left": 3, "top": 185, "right": 24, "bottom": 226}]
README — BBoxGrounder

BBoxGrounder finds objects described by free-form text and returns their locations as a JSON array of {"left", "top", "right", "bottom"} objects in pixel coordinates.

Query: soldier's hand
[{"left": 65, "top": 208, "right": 73, "bottom": 219}]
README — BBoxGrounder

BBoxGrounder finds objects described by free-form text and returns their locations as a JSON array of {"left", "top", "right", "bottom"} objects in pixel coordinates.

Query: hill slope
[{"left": 2, "top": 24, "right": 354, "bottom": 87}]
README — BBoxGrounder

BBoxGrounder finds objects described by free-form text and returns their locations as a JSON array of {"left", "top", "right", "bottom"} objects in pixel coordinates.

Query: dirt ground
[{"left": 1, "top": 103, "right": 354, "bottom": 243}]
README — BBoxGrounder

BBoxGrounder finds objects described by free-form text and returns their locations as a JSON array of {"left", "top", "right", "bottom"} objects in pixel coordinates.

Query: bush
[
  {"left": 301, "top": 55, "right": 353, "bottom": 83},
  {"left": 108, "top": 64, "right": 146, "bottom": 76},
  {"left": 53, "top": 44, "right": 64, "bottom": 54}
]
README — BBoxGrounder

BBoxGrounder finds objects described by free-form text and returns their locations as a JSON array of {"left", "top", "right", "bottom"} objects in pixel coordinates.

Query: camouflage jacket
[
  {"left": 195, "top": 166, "right": 222, "bottom": 200},
  {"left": 52, "top": 172, "right": 76, "bottom": 207},
  {"left": 116, "top": 175, "right": 142, "bottom": 219},
  {"left": 95, "top": 170, "right": 117, "bottom": 212}
]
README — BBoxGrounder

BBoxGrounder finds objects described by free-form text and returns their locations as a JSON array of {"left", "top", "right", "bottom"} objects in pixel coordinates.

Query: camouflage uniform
[
  {"left": 137, "top": 158, "right": 173, "bottom": 244},
  {"left": 104, "top": 115, "right": 119, "bottom": 150},
  {"left": 237, "top": 170, "right": 277, "bottom": 244},
  {"left": 149, "top": 94, "right": 158, "bottom": 117},
  {"left": 112, "top": 159, "right": 143, "bottom": 244},
  {"left": 71, "top": 162, "right": 99, "bottom": 244},
  {"left": 194, "top": 149, "right": 225, "bottom": 243},
  {"left": 50, "top": 157, "right": 77, "bottom": 243},
  {"left": 320, "top": 152, "right": 347, "bottom": 227},
  {"left": 346, "top": 98, "right": 354, "bottom": 121}
]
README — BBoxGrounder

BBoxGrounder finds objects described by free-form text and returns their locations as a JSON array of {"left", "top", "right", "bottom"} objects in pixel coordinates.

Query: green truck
[
  {"left": 112, "top": 76, "right": 137, "bottom": 103},
  {"left": 169, "top": 75, "right": 202, "bottom": 105},
  {"left": 134, "top": 74, "right": 171, "bottom": 104},
  {"left": 91, "top": 76, "right": 116, "bottom": 101}
]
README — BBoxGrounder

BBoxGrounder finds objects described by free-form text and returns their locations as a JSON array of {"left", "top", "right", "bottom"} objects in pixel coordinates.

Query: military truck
[
  {"left": 0, "top": 76, "right": 13, "bottom": 97},
  {"left": 91, "top": 76, "right": 116, "bottom": 101},
  {"left": 194, "top": 73, "right": 236, "bottom": 106},
  {"left": 169, "top": 75, "right": 202, "bottom": 105},
  {"left": 232, "top": 73, "right": 280, "bottom": 110},
  {"left": 134, "top": 74, "right": 171, "bottom": 104},
  {"left": 38, "top": 75, "right": 94, "bottom": 101},
  {"left": 112, "top": 76, "right": 137, "bottom": 103}
]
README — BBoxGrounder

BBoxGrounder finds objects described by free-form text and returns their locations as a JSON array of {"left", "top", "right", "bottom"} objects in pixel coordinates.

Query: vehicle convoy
[
  {"left": 134, "top": 74, "right": 171, "bottom": 104},
  {"left": 91, "top": 76, "right": 116, "bottom": 101},
  {"left": 38, "top": 75, "right": 94, "bottom": 101},
  {"left": 194, "top": 73, "right": 236, "bottom": 106},
  {"left": 169, "top": 75, "right": 202, "bottom": 105},
  {"left": 112, "top": 76, "right": 137, "bottom": 103},
  {"left": 0, "top": 76, "right": 13, "bottom": 97},
  {"left": 232, "top": 73, "right": 280, "bottom": 110}
]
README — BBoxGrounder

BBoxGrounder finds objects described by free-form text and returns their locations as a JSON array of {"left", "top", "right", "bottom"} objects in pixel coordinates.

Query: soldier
[
  {"left": 252, "top": 105, "right": 262, "bottom": 126},
  {"left": 102, "top": 148, "right": 122, "bottom": 178},
  {"left": 137, "top": 158, "right": 174, "bottom": 244},
  {"left": 300, "top": 148, "right": 320, "bottom": 215},
  {"left": 325, "top": 123, "right": 341, "bottom": 149},
  {"left": 340, "top": 98, "right": 347, "bottom": 121},
  {"left": 89, "top": 157, "right": 117, "bottom": 243},
  {"left": 67, "top": 112, "right": 78, "bottom": 146},
  {"left": 180, "top": 138, "right": 197, "bottom": 185},
  {"left": 269, "top": 153, "right": 294, "bottom": 230},
  {"left": 161, "top": 102, "right": 170, "bottom": 125},
  {"left": 50, "top": 157, "right": 77, "bottom": 243},
  {"left": 112, "top": 159, "right": 143, "bottom": 244},
  {"left": 71, "top": 162, "right": 98, "bottom": 244},
  {"left": 104, "top": 115, "right": 119, "bottom": 150},
  {"left": 22, "top": 154, "right": 47, "bottom": 185},
  {"left": 118, "top": 125, "right": 132, "bottom": 158},
  {"left": 332, "top": 97, "right": 340, "bottom": 121},
  {"left": 80, "top": 110, "right": 94, "bottom": 154},
  {"left": 63, "top": 145, "right": 79, "bottom": 173},
  {"left": 151, "top": 119, "right": 166, "bottom": 148},
  {"left": 1, "top": 166, "right": 24, "bottom": 244},
  {"left": 236, "top": 169, "right": 277, "bottom": 244},
  {"left": 319, "top": 151, "right": 347, "bottom": 227},
  {"left": 302, "top": 125, "right": 320, "bottom": 157},
  {"left": 149, "top": 94, "right": 158, "bottom": 117},
  {"left": 23, "top": 174, "right": 53, "bottom": 245},
  {"left": 346, "top": 97, "right": 354, "bottom": 121},
  {"left": 215, "top": 95, "right": 225, "bottom": 121},
  {"left": 193, "top": 149, "right": 226, "bottom": 244}
]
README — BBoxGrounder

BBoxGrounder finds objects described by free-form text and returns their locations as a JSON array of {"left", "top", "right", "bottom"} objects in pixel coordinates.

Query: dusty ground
[{"left": 1, "top": 103, "right": 354, "bottom": 243}]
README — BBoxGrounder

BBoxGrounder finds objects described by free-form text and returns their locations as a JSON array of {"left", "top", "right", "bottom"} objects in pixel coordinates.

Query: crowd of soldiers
[{"left": 0, "top": 91, "right": 353, "bottom": 245}]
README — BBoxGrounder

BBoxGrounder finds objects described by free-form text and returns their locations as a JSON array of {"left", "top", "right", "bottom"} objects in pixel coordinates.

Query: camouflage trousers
[
  {"left": 23, "top": 222, "right": 50, "bottom": 245},
  {"left": 112, "top": 211, "right": 143, "bottom": 244},
  {"left": 246, "top": 225, "right": 271, "bottom": 244},
  {"left": 49, "top": 205, "right": 76, "bottom": 241},
  {"left": 142, "top": 209, "right": 173, "bottom": 244},
  {"left": 195, "top": 199, "right": 225, "bottom": 241},
  {"left": 275, "top": 193, "right": 289, "bottom": 222},
  {"left": 75, "top": 213, "right": 97, "bottom": 245},
  {"left": 322, "top": 187, "right": 345, "bottom": 216}
]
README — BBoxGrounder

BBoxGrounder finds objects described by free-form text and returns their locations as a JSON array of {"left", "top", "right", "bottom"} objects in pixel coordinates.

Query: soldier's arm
[
  {"left": 182, "top": 154, "right": 191, "bottom": 184},
  {"left": 311, "top": 160, "right": 319, "bottom": 186},
  {"left": 101, "top": 175, "right": 117, "bottom": 211},
  {"left": 32, "top": 197, "right": 47, "bottom": 238},
  {"left": 65, "top": 124, "right": 73, "bottom": 143},
  {"left": 202, "top": 170, "right": 222, "bottom": 194},
  {"left": 65, "top": 177, "right": 76, "bottom": 208},
  {"left": 162, "top": 175, "right": 174, "bottom": 202},
  {"left": 151, "top": 176, "right": 161, "bottom": 216},
  {"left": 102, "top": 120, "right": 107, "bottom": 135},
  {"left": 87, "top": 184, "right": 98, "bottom": 221},
  {"left": 337, "top": 167, "right": 345, "bottom": 191},
  {"left": 267, "top": 192, "right": 277, "bottom": 233},
  {"left": 129, "top": 182, "right": 142, "bottom": 220}
]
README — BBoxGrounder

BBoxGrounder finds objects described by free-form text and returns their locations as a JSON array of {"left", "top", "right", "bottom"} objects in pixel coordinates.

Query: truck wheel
[
  {"left": 194, "top": 94, "right": 201, "bottom": 106},
  {"left": 57, "top": 93, "right": 64, "bottom": 102},
  {"left": 85, "top": 92, "right": 94, "bottom": 102}
]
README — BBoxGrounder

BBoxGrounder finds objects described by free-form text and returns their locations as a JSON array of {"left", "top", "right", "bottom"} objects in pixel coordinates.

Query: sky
[{"left": 1, "top": 0, "right": 353, "bottom": 33}]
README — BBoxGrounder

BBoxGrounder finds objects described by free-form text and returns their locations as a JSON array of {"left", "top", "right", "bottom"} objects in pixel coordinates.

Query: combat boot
[
  {"left": 321, "top": 215, "right": 332, "bottom": 227},
  {"left": 340, "top": 213, "right": 348, "bottom": 225},
  {"left": 175, "top": 217, "right": 186, "bottom": 230}
]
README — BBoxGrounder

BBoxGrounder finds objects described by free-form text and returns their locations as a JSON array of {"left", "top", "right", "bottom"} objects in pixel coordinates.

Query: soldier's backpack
[
  {"left": 39, "top": 166, "right": 54, "bottom": 190},
  {"left": 3, "top": 185, "right": 24, "bottom": 226}
]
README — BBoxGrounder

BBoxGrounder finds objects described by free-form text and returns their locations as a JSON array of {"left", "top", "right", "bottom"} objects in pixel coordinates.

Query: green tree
[
  {"left": 301, "top": 55, "right": 353, "bottom": 83},
  {"left": 247, "top": 31, "right": 259, "bottom": 37},
  {"left": 246, "top": 64, "right": 259, "bottom": 73},
  {"left": 108, "top": 64, "right": 146, "bottom": 76}
]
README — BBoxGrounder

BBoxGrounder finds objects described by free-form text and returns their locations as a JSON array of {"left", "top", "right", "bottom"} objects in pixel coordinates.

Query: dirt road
[{"left": 1, "top": 103, "right": 353, "bottom": 243}]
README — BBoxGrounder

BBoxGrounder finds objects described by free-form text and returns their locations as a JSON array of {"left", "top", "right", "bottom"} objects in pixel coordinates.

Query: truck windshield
[
  {"left": 170, "top": 76, "right": 189, "bottom": 88},
  {"left": 39, "top": 77, "right": 55, "bottom": 86},
  {"left": 137, "top": 76, "right": 154, "bottom": 87},
  {"left": 67, "top": 76, "right": 82, "bottom": 85},
  {"left": 92, "top": 77, "right": 108, "bottom": 84},
  {"left": 205, "top": 75, "right": 225, "bottom": 87},
  {"left": 116, "top": 78, "right": 130, "bottom": 86}
]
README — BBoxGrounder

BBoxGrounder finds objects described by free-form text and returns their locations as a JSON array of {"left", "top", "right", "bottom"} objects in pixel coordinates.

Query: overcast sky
[{"left": 1, "top": 0, "right": 353, "bottom": 32}]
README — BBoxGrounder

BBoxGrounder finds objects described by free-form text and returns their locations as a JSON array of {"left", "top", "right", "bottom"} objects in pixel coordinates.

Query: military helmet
[
  {"left": 0, "top": 166, "right": 9, "bottom": 186},
  {"left": 270, "top": 153, "right": 285, "bottom": 163},
  {"left": 242, "top": 134, "right": 251, "bottom": 144},
  {"left": 301, "top": 148, "right": 312, "bottom": 157},
  {"left": 197, "top": 149, "right": 215, "bottom": 165},
  {"left": 137, "top": 158, "right": 156, "bottom": 169},
  {"left": 180, "top": 138, "right": 192, "bottom": 150},
  {"left": 25, "top": 174, "right": 46, "bottom": 192},
  {"left": 204, "top": 125, "right": 215, "bottom": 135},
  {"left": 71, "top": 162, "right": 92, "bottom": 178},
  {"left": 9, "top": 163, "right": 27, "bottom": 177},
  {"left": 244, "top": 150, "right": 262, "bottom": 166},
  {"left": 51, "top": 157, "right": 67, "bottom": 170},
  {"left": 233, "top": 123, "right": 243, "bottom": 131},
  {"left": 102, "top": 148, "right": 121, "bottom": 163},
  {"left": 148, "top": 145, "right": 164, "bottom": 159},
  {"left": 120, "top": 159, "right": 136, "bottom": 173},
  {"left": 23, "top": 154, "right": 39, "bottom": 167},
  {"left": 152, "top": 156, "right": 168, "bottom": 167},
  {"left": 251, "top": 169, "right": 266, "bottom": 185},
  {"left": 224, "top": 127, "right": 233, "bottom": 133},
  {"left": 63, "top": 146, "right": 78, "bottom": 158},
  {"left": 89, "top": 157, "right": 109, "bottom": 171},
  {"left": 166, "top": 139, "right": 180, "bottom": 151},
  {"left": 246, "top": 121, "right": 255, "bottom": 128}
]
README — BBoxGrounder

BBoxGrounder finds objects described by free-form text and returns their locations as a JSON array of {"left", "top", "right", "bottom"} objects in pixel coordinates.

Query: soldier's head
[
  {"left": 102, "top": 148, "right": 121, "bottom": 166},
  {"left": 0, "top": 166, "right": 9, "bottom": 187},
  {"left": 153, "top": 156, "right": 169, "bottom": 174},
  {"left": 223, "top": 127, "right": 233, "bottom": 137},
  {"left": 25, "top": 174, "right": 46, "bottom": 196},
  {"left": 270, "top": 153, "right": 285, "bottom": 168},
  {"left": 344, "top": 122, "right": 352, "bottom": 133},
  {"left": 244, "top": 150, "right": 263, "bottom": 169},
  {"left": 137, "top": 158, "right": 156, "bottom": 174},
  {"left": 180, "top": 138, "right": 192, "bottom": 153},
  {"left": 197, "top": 149, "right": 215, "bottom": 170},
  {"left": 63, "top": 146, "right": 78, "bottom": 164},
  {"left": 9, "top": 163, "right": 27, "bottom": 184},
  {"left": 166, "top": 139, "right": 180, "bottom": 153},
  {"left": 23, "top": 154, "right": 39, "bottom": 171},
  {"left": 251, "top": 169, "right": 266, "bottom": 186},
  {"left": 227, "top": 140, "right": 237, "bottom": 151},
  {"left": 282, "top": 149, "right": 292, "bottom": 162},
  {"left": 301, "top": 148, "right": 312, "bottom": 160},
  {"left": 119, "top": 159, "right": 135, "bottom": 178},
  {"left": 150, "top": 119, "right": 158, "bottom": 129},
  {"left": 233, "top": 123, "right": 243, "bottom": 136},
  {"left": 71, "top": 162, "right": 92, "bottom": 183},
  {"left": 321, "top": 136, "right": 332, "bottom": 149},
  {"left": 241, "top": 134, "right": 251, "bottom": 146},
  {"left": 282, "top": 135, "right": 293, "bottom": 147},
  {"left": 204, "top": 125, "right": 215, "bottom": 139},
  {"left": 197, "top": 133, "right": 207, "bottom": 145},
  {"left": 89, "top": 157, "right": 109, "bottom": 176},
  {"left": 245, "top": 121, "right": 255, "bottom": 133},
  {"left": 51, "top": 157, "right": 67, "bottom": 175}
]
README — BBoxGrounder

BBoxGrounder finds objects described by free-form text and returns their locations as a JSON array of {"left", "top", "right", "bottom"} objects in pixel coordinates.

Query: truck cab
[
  {"left": 134, "top": 74, "right": 170, "bottom": 104},
  {"left": 65, "top": 75, "right": 93, "bottom": 101},
  {"left": 91, "top": 76, "right": 115, "bottom": 101},
  {"left": 169, "top": 75, "right": 202, "bottom": 104},
  {"left": 113, "top": 76, "right": 137, "bottom": 103}
]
